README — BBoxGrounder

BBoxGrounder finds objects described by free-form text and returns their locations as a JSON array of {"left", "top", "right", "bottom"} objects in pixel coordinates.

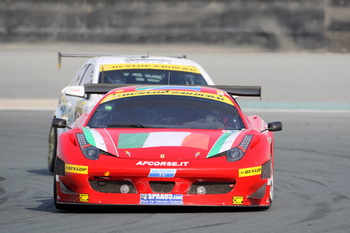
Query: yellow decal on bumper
[
  {"left": 65, "top": 164, "right": 88, "bottom": 174},
  {"left": 239, "top": 166, "right": 262, "bottom": 177},
  {"left": 233, "top": 196, "right": 244, "bottom": 204},
  {"left": 79, "top": 194, "right": 89, "bottom": 203}
]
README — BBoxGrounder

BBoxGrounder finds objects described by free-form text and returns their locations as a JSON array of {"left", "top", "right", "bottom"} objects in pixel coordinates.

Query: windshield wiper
[{"left": 107, "top": 124, "right": 151, "bottom": 128}]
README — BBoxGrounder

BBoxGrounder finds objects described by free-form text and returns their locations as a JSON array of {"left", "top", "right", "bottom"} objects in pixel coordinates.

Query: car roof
[{"left": 88, "top": 55, "right": 203, "bottom": 67}]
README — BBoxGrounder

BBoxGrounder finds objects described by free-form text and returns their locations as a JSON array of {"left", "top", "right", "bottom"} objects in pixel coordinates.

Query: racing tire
[{"left": 48, "top": 126, "right": 57, "bottom": 173}]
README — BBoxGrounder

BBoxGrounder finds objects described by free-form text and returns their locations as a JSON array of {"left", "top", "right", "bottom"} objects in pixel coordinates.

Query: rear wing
[
  {"left": 58, "top": 52, "right": 187, "bottom": 69},
  {"left": 84, "top": 83, "right": 261, "bottom": 98},
  {"left": 58, "top": 52, "right": 107, "bottom": 69}
]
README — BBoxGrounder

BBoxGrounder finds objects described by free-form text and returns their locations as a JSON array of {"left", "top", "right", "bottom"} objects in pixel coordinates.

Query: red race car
[{"left": 52, "top": 84, "right": 282, "bottom": 210}]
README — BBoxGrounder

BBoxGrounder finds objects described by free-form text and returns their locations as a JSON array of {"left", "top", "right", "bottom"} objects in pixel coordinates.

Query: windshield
[
  {"left": 88, "top": 95, "right": 244, "bottom": 130},
  {"left": 98, "top": 69, "right": 207, "bottom": 85}
]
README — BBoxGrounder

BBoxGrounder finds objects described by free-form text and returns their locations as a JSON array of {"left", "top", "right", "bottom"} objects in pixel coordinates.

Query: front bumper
[{"left": 55, "top": 157, "right": 272, "bottom": 207}]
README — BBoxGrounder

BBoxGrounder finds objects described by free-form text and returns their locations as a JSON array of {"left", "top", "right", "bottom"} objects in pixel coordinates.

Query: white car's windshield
[
  {"left": 88, "top": 95, "right": 244, "bottom": 130},
  {"left": 99, "top": 70, "right": 208, "bottom": 85}
]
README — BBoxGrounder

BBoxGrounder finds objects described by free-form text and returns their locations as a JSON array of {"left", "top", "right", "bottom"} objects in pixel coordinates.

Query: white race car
[{"left": 48, "top": 53, "right": 215, "bottom": 172}]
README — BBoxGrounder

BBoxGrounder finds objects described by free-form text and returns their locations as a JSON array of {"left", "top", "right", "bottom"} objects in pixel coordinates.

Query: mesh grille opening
[
  {"left": 188, "top": 182, "right": 235, "bottom": 194},
  {"left": 89, "top": 180, "right": 136, "bottom": 193},
  {"left": 149, "top": 181, "right": 175, "bottom": 193}
]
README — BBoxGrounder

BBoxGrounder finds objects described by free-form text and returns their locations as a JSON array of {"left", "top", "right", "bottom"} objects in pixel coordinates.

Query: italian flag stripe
[
  {"left": 83, "top": 127, "right": 96, "bottom": 146},
  {"left": 219, "top": 131, "right": 241, "bottom": 152},
  {"left": 117, "top": 132, "right": 210, "bottom": 149},
  {"left": 207, "top": 131, "right": 241, "bottom": 158},
  {"left": 118, "top": 133, "right": 150, "bottom": 149},
  {"left": 143, "top": 132, "right": 191, "bottom": 147},
  {"left": 95, "top": 128, "right": 118, "bottom": 155},
  {"left": 82, "top": 128, "right": 107, "bottom": 151},
  {"left": 182, "top": 133, "right": 209, "bottom": 150},
  {"left": 207, "top": 133, "right": 232, "bottom": 158}
]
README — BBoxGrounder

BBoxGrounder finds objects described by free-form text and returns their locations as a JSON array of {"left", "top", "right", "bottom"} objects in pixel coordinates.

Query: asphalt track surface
[{"left": 0, "top": 44, "right": 350, "bottom": 233}]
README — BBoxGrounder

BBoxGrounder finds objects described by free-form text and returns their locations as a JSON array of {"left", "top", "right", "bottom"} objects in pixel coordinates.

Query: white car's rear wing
[
  {"left": 84, "top": 84, "right": 261, "bottom": 98},
  {"left": 57, "top": 52, "right": 187, "bottom": 69}
]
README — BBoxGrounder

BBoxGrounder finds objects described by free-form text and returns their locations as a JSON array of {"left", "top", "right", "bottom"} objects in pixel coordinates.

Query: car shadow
[
  {"left": 28, "top": 199, "right": 268, "bottom": 214},
  {"left": 26, "top": 169, "right": 52, "bottom": 176}
]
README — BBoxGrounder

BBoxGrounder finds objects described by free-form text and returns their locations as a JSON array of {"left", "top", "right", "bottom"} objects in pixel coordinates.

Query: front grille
[
  {"left": 149, "top": 181, "right": 175, "bottom": 193},
  {"left": 188, "top": 182, "right": 235, "bottom": 194},
  {"left": 89, "top": 180, "right": 136, "bottom": 193}
]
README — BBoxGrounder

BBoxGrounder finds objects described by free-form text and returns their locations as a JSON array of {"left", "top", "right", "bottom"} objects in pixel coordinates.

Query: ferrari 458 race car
[
  {"left": 52, "top": 85, "right": 282, "bottom": 210},
  {"left": 48, "top": 53, "right": 215, "bottom": 172}
]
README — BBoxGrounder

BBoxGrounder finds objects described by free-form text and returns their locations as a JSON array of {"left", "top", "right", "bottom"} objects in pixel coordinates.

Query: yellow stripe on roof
[
  {"left": 101, "top": 90, "right": 233, "bottom": 105},
  {"left": 100, "top": 63, "right": 201, "bottom": 74}
]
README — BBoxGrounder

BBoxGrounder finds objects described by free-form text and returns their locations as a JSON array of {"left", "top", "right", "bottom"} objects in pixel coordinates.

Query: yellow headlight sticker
[
  {"left": 101, "top": 90, "right": 233, "bottom": 106},
  {"left": 238, "top": 166, "right": 262, "bottom": 177},
  {"left": 233, "top": 196, "right": 244, "bottom": 204},
  {"left": 79, "top": 194, "right": 89, "bottom": 203},
  {"left": 65, "top": 164, "right": 88, "bottom": 174},
  {"left": 100, "top": 63, "right": 201, "bottom": 74}
]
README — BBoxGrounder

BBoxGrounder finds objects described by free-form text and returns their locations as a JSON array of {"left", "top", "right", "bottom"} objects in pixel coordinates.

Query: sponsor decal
[
  {"left": 104, "top": 171, "right": 110, "bottom": 176},
  {"left": 104, "top": 105, "right": 113, "bottom": 111},
  {"left": 65, "top": 164, "right": 88, "bottom": 174},
  {"left": 100, "top": 63, "right": 201, "bottom": 74},
  {"left": 239, "top": 166, "right": 262, "bottom": 177},
  {"left": 79, "top": 194, "right": 89, "bottom": 203},
  {"left": 140, "top": 194, "right": 183, "bottom": 205},
  {"left": 148, "top": 169, "right": 177, "bottom": 178},
  {"left": 101, "top": 89, "right": 233, "bottom": 105},
  {"left": 136, "top": 161, "right": 189, "bottom": 167},
  {"left": 233, "top": 196, "right": 244, "bottom": 204}
]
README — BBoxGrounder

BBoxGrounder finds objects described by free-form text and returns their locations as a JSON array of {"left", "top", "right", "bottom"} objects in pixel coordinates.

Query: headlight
[
  {"left": 226, "top": 135, "right": 253, "bottom": 162},
  {"left": 77, "top": 133, "right": 100, "bottom": 160},
  {"left": 226, "top": 148, "right": 244, "bottom": 162}
]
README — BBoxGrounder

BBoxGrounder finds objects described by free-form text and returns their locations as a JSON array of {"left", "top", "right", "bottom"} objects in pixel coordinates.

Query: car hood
[{"left": 82, "top": 127, "right": 245, "bottom": 160}]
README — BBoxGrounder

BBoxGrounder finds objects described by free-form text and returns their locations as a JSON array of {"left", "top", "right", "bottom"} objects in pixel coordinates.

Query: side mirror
[
  {"left": 267, "top": 121, "right": 282, "bottom": 132},
  {"left": 65, "top": 86, "right": 85, "bottom": 98},
  {"left": 52, "top": 118, "right": 69, "bottom": 128}
]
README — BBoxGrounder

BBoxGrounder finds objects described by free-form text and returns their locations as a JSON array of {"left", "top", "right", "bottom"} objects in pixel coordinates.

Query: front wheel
[{"left": 48, "top": 126, "right": 57, "bottom": 173}]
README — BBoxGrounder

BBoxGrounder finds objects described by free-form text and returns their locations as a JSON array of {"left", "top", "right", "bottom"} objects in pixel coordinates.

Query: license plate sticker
[{"left": 140, "top": 194, "right": 183, "bottom": 205}]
